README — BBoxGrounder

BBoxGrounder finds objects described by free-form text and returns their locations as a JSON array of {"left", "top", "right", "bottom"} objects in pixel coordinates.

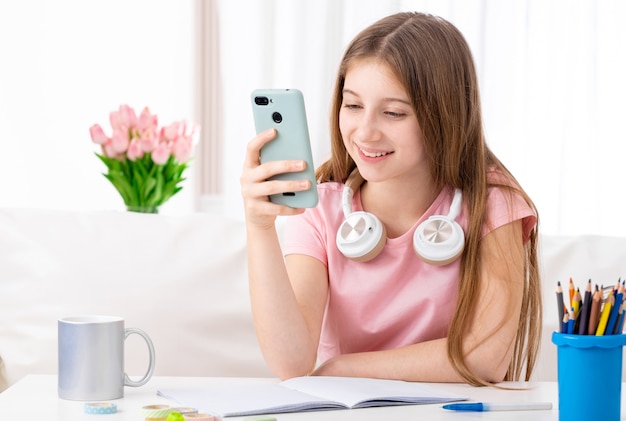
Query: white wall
[{"left": 0, "top": 1, "right": 197, "bottom": 214}]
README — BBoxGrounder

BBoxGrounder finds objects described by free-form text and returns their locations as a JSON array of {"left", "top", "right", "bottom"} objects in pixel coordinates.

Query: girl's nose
[{"left": 354, "top": 113, "right": 382, "bottom": 143}]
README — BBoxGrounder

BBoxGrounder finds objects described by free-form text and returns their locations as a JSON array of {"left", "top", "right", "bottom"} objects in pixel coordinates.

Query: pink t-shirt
[{"left": 282, "top": 177, "right": 536, "bottom": 364}]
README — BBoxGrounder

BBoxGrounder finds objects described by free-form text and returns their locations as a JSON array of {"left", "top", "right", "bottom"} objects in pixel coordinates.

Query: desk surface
[{"left": 0, "top": 375, "right": 568, "bottom": 420}]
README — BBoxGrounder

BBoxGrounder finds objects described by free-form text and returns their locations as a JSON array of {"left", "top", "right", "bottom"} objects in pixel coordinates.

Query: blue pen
[{"left": 442, "top": 402, "right": 552, "bottom": 412}]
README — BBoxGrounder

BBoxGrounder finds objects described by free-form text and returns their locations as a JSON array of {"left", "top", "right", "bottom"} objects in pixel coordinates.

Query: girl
[{"left": 240, "top": 12, "right": 541, "bottom": 386}]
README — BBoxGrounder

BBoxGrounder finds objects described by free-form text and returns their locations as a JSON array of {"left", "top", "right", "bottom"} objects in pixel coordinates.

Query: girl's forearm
[
  {"left": 312, "top": 338, "right": 461, "bottom": 381},
  {"left": 313, "top": 335, "right": 513, "bottom": 383},
  {"left": 246, "top": 225, "right": 318, "bottom": 378}
]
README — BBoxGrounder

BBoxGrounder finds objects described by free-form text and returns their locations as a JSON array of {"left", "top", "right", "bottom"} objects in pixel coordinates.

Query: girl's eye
[
  {"left": 343, "top": 103, "right": 362, "bottom": 110},
  {"left": 385, "top": 111, "right": 407, "bottom": 118}
]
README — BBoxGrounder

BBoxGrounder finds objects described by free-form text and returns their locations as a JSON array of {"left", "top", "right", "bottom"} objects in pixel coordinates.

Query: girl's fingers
[
  {"left": 250, "top": 159, "right": 306, "bottom": 184},
  {"left": 243, "top": 128, "right": 276, "bottom": 168},
  {"left": 241, "top": 127, "right": 311, "bottom": 223}
]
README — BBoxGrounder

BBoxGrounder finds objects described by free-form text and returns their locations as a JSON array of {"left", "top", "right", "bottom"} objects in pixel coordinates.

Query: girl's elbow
[
  {"left": 270, "top": 358, "right": 316, "bottom": 380},
  {"left": 275, "top": 367, "right": 307, "bottom": 381},
  {"left": 475, "top": 362, "right": 509, "bottom": 384},
  {"left": 466, "top": 346, "right": 513, "bottom": 383}
]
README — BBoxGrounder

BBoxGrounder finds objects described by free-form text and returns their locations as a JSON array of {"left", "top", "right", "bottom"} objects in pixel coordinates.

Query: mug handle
[{"left": 123, "top": 327, "right": 156, "bottom": 387}]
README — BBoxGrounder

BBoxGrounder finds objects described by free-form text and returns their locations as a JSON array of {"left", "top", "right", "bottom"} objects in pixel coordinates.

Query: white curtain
[{"left": 216, "top": 0, "right": 626, "bottom": 236}]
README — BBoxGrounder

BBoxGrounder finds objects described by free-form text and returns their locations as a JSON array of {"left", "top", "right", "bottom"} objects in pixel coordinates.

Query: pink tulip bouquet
[{"left": 89, "top": 104, "right": 198, "bottom": 213}]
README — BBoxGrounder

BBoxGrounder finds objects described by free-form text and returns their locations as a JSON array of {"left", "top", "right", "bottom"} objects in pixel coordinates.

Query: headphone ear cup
[
  {"left": 413, "top": 216, "right": 465, "bottom": 266},
  {"left": 336, "top": 211, "right": 386, "bottom": 262}
]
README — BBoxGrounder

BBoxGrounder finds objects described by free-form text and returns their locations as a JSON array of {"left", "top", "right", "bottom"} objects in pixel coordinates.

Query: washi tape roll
[
  {"left": 84, "top": 402, "right": 117, "bottom": 415},
  {"left": 142, "top": 404, "right": 173, "bottom": 420}
]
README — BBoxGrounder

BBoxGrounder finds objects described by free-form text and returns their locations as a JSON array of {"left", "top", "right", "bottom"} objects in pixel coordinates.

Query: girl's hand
[{"left": 240, "top": 128, "right": 311, "bottom": 229}]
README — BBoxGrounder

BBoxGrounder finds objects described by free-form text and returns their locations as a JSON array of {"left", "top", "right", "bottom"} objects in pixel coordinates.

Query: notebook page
[
  {"left": 281, "top": 376, "right": 468, "bottom": 408},
  {"left": 158, "top": 381, "right": 346, "bottom": 417}
]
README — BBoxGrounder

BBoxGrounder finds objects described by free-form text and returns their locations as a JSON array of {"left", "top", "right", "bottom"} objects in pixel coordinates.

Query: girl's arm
[
  {"left": 241, "top": 129, "right": 328, "bottom": 379},
  {"left": 247, "top": 233, "right": 328, "bottom": 379},
  {"left": 312, "top": 219, "right": 525, "bottom": 383}
]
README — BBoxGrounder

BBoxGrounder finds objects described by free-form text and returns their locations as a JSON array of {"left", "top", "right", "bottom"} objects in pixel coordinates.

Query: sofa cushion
[{"left": 0, "top": 208, "right": 271, "bottom": 390}]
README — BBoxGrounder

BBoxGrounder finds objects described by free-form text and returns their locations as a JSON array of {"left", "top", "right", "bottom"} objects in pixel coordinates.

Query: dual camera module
[{"left": 254, "top": 96, "right": 282, "bottom": 123}]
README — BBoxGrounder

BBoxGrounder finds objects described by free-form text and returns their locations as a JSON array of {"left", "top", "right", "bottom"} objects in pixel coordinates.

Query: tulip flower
[
  {"left": 139, "top": 129, "right": 159, "bottom": 152},
  {"left": 173, "top": 137, "right": 193, "bottom": 163},
  {"left": 89, "top": 124, "right": 108, "bottom": 145},
  {"left": 126, "top": 139, "right": 144, "bottom": 161},
  {"left": 151, "top": 142, "right": 171, "bottom": 165},
  {"left": 137, "top": 107, "right": 158, "bottom": 132},
  {"left": 111, "top": 129, "right": 130, "bottom": 154}
]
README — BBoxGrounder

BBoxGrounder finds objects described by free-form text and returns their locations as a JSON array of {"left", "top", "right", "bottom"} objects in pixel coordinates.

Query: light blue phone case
[{"left": 251, "top": 89, "right": 319, "bottom": 208}]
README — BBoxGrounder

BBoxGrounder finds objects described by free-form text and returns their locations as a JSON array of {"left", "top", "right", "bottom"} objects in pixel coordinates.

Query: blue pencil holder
[{"left": 552, "top": 332, "right": 626, "bottom": 421}]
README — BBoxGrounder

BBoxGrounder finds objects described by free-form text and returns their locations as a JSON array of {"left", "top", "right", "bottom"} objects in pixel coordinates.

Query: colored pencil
[
  {"left": 556, "top": 281, "right": 565, "bottom": 332},
  {"left": 616, "top": 301, "right": 626, "bottom": 334},
  {"left": 606, "top": 283, "right": 624, "bottom": 335},
  {"left": 587, "top": 285, "right": 602, "bottom": 335},
  {"left": 572, "top": 288, "right": 582, "bottom": 332},
  {"left": 577, "top": 280, "right": 593, "bottom": 335},
  {"left": 572, "top": 288, "right": 581, "bottom": 316},
  {"left": 567, "top": 308, "right": 575, "bottom": 334},
  {"left": 596, "top": 293, "right": 614, "bottom": 336}
]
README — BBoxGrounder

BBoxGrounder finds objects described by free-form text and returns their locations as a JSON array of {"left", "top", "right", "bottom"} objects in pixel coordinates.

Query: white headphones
[{"left": 335, "top": 170, "right": 465, "bottom": 265}]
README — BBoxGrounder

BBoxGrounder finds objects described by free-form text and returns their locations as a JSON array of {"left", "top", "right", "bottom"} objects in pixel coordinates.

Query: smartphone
[{"left": 250, "top": 88, "right": 318, "bottom": 208}]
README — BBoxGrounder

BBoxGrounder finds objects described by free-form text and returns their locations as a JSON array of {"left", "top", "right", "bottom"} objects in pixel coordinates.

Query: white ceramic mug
[{"left": 58, "top": 315, "right": 156, "bottom": 400}]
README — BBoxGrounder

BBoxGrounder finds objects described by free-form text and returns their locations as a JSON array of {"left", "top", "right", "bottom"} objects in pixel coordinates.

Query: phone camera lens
[
  {"left": 254, "top": 96, "right": 269, "bottom": 106},
  {"left": 272, "top": 112, "right": 283, "bottom": 124}
]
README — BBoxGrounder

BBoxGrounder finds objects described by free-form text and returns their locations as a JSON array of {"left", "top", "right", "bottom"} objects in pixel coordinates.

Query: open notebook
[{"left": 157, "top": 376, "right": 468, "bottom": 417}]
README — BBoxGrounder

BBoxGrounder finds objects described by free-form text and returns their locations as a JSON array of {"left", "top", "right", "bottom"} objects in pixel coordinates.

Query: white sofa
[
  {"left": 0, "top": 208, "right": 272, "bottom": 392},
  {"left": 1, "top": 207, "right": 625, "bottom": 391}
]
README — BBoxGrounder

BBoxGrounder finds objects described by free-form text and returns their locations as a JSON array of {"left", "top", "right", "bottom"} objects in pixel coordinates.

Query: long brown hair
[{"left": 316, "top": 12, "right": 541, "bottom": 385}]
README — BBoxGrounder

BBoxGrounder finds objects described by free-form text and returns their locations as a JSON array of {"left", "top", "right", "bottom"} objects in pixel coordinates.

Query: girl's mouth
[{"left": 359, "top": 146, "right": 393, "bottom": 158}]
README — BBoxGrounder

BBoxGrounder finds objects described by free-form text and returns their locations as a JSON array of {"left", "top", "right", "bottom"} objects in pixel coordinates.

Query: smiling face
[{"left": 339, "top": 57, "right": 430, "bottom": 186}]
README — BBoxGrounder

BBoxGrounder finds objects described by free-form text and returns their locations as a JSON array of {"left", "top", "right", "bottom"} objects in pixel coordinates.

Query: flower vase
[{"left": 126, "top": 205, "right": 159, "bottom": 214}]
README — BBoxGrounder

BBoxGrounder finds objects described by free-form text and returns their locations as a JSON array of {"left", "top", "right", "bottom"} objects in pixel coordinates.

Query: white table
[{"left": 0, "top": 375, "right": 570, "bottom": 420}]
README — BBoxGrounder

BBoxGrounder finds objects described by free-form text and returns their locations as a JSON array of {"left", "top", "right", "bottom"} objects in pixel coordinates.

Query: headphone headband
[
  {"left": 336, "top": 169, "right": 465, "bottom": 265},
  {"left": 341, "top": 170, "right": 364, "bottom": 218},
  {"left": 447, "top": 188, "right": 462, "bottom": 220}
]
